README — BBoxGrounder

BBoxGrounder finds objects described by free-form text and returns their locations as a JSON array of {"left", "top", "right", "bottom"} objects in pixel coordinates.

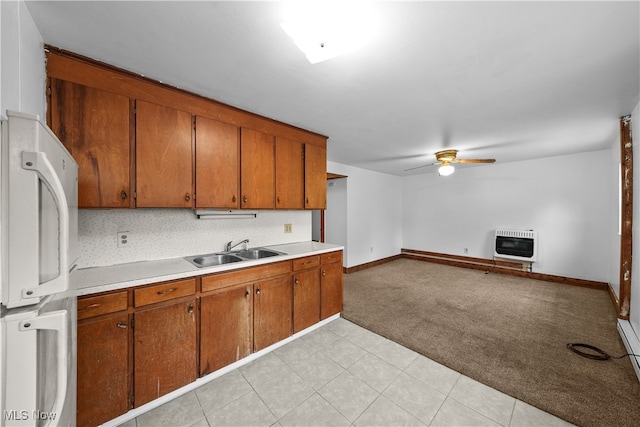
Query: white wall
[
  {"left": 325, "top": 177, "right": 347, "bottom": 261},
  {"left": 0, "top": 0, "right": 46, "bottom": 118},
  {"left": 327, "top": 161, "right": 403, "bottom": 268},
  {"left": 402, "top": 149, "right": 612, "bottom": 282}
]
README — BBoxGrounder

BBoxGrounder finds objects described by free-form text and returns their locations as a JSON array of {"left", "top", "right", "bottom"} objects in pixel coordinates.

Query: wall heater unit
[{"left": 494, "top": 229, "right": 537, "bottom": 262}]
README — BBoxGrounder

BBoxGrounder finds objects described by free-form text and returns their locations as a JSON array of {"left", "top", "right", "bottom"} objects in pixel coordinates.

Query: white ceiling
[{"left": 25, "top": 1, "right": 640, "bottom": 176}]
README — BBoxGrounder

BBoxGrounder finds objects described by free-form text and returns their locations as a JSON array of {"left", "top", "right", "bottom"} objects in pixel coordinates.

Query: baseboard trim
[
  {"left": 343, "top": 254, "right": 402, "bottom": 274},
  {"left": 401, "top": 248, "right": 609, "bottom": 291},
  {"left": 618, "top": 320, "right": 640, "bottom": 382}
]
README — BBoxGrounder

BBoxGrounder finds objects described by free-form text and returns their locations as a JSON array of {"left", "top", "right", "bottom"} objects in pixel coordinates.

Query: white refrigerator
[{"left": 0, "top": 111, "right": 78, "bottom": 426}]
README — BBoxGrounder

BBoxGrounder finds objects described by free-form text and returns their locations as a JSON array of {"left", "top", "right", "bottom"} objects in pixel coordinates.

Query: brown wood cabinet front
[
  {"left": 254, "top": 275, "right": 292, "bottom": 352},
  {"left": 321, "top": 262, "right": 344, "bottom": 319},
  {"left": 49, "top": 78, "right": 132, "bottom": 208},
  {"left": 200, "top": 284, "right": 253, "bottom": 376},
  {"left": 240, "top": 128, "right": 275, "bottom": 209},
  {"left": 305, "top": 144, "right": 327, "bottom": 209},
  {"left": 275, "top": 137, "right": 304, "bottom": 209},
  {"left": 135, "top": 100, "right": 193, "bottom": 208},
  {"left": 293, "top": 268, "right": 321, "bottom": 333},
  {"left": 77, "top": 252, "right": 336, "bottom": 424},
  {"left": 133, "top": 299, "right": 197, "bottom": 407},
  {"left": 195, "top": 116, "right": 240, "bottom": 208},
  {"left": 77, "top": 313, "right": 130, "bottom": 426}
]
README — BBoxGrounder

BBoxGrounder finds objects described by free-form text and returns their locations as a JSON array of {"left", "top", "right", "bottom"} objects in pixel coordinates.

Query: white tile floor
[{"left": 118, "top": 318, "right": 573, "bottom": 426}]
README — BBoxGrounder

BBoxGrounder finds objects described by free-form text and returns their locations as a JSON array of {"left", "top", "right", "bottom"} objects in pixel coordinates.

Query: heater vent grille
[{"left": 495, "top": 229, "right": 536, "bottom": 239}]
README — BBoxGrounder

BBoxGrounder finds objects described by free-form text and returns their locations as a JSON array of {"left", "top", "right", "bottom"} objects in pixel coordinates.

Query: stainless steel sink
[
  {"left": 184, "top": 253, "right": 244, "bottom": 268},
  {"left": 184, "top": 247, "right": 285, "bottom": 268},
  {"left": 233, "top": 248, "right": 284, "bottom": 260}
]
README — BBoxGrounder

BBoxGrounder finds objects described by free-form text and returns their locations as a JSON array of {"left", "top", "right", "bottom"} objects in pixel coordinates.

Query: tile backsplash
[{"left": 77, "top": 209, "right": 312, "bottom": 268}]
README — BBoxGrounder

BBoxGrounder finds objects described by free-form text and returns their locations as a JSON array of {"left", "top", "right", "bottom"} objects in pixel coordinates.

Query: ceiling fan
[{"left": 405, "top": 149, "right": 496, "bottom": 176}]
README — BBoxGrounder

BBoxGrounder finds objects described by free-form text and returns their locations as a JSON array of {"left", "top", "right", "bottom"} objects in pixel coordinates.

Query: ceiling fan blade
[
  {"left": 404, "top": 162, "right": 439, "bottom": 171},
  {"left": 453, "top": 158, "right": 496, "bottom": 164}
]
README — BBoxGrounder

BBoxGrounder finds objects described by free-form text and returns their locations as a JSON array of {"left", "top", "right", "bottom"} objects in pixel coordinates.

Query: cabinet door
[
  {"left": 240, "top": 128, "right": 275, "bottom": 209},
  {"left": 275, "top": 137, "right": 304, "bottom": 209},
  {"left": 77, "top": 315, "right": 130, "bottom": 426},
  {"left": 136, "top": 101, "right": 193, "bottom": 207},
  {"left": 200, "top": 285, "right": 253, "bottom": 376},
  {"left": 254, "top": 275, "right": 292, "bottom": 351},
  {"left": 292, "top": 269, "right": 321, "bottom": 333},
  {"left": 49, "top": 78, "right": 131, "bottom": 208},
  {"left": 195, "top": 116, "right": 240, "bottom": 208},
  {"left": 134, "top": 299, "right": 197, "bottom": 406},
  {"left": 304, "top": 144, "right": 327, "bottom": 210},
  {"left": 321, "top": 262, "right": 344, "bottom": 319}
]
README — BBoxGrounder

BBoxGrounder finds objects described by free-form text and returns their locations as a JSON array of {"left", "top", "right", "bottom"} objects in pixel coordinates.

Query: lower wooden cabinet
[
  {"left": 77, "top": 313, "right": 130, "bottom": 427},
  {"left": 321, "top": 252, "right": 344, "bottom": 319},
  {"left": 254, "top": 275, "right": 293, "bottom": 351},
  {"left": 77, "top": 251, "right": 342, "bottom": 424},
  {"left": 200, "top": 285, "right": 253, "bottom": 376},
  {"left": 133, "top": 299, "right": 197, "bottom": 407},
  {"left": 293, "top": 268, "right": 321, "bottom": 333}
]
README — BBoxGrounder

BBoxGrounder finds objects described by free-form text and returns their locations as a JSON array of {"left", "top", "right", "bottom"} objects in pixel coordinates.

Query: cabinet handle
[
  {"left": 294, "top": 278, "right": 300, "bottom": 285},
  {"left": 322, "top": 270, "right": 327, "bottom": 277},
  {"left": 232, "top": 195, "right": 237, "bottom": 203},
  {"left": 243, "top": 195, "right": 248, "bottom": 204},
  {"left": 188, "top": 304, "right": 194, "bottom": 314},
  {"left": 277, "top": 196, "right": 281, "bottom": 204},
  {"left": 245, "top": 290, "right": 250, "bottom": 298},
  {"left": 156, "top": 287, "right": 177, "bottom": 295},
  {"left": 79, "top": 303, "right": 101, "bottom": 311},
  {"left": 121, "top": 191, "right": 127, "bottom": 200},
  {"left": 185, "top": 194, "right": 191, "bottom": 202},
  {"left": 306, "top": 198, "right": 310, "bottom": 205},
  {"left": 256, "top": 288, "right": 261, "bottom": 295},
  {"left": 117, "top": 322, "right": 127, "bottom": 329}
]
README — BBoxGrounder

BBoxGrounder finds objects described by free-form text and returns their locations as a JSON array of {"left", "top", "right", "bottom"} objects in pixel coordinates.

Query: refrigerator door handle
[
  {"left": 20, "top": 151, "right": 69, "bottom": 299},
  {"left": 19, "top": 310, "right": 68, "bottom": 427}
]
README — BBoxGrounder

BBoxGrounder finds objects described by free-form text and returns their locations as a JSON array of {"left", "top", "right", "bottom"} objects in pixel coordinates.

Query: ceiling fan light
[{"left": 438, "top": 164, "right": 455, "bottom": 176}]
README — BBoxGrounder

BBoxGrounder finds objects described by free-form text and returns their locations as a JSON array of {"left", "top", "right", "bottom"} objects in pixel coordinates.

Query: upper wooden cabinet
[
  {"left": 49, "top": 78, "right": 132, "bottom": 208},
  {"left": 45, "top": 49, "right": 328, "bottom": 210},
  {"left": 135, "top": 101, "right": 193, "bottom": 208},
  {"left": 305, "top": 144, "right": 327, "bottom": 209},
  {"left": 195, "top": 116, "right": 240, "bottom": 208},
  {"left": 275, "top": 137, "right": 305, "bottom": 209},
  {"left": 240, "top": 128, "right": 275, "bottom": 209}
]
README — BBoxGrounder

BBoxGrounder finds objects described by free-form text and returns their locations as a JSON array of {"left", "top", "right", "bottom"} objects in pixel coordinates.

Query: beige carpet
[{"left": 341, "top": 258, "right": 640, "bottom": 427}]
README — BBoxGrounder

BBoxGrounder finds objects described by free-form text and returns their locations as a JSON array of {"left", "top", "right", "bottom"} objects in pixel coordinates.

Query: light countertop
[{"left": 72, "top": 241, "right": 343, "bottom": 296}]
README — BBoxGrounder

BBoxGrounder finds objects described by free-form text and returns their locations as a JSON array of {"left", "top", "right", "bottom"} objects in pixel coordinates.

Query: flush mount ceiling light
[{"left": 280, "top": 1, "right": 377, "bottom": 64}]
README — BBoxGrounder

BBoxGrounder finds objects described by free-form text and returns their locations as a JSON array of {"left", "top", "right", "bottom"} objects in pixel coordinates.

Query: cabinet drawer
[
  {"left": 202, "top": 261, "right": 291, "bottom": 293},
  {"left": 134, "top": 278, "right": 196, "bottom": 307},
  {"left": 321, "top": 251, "right": 342, "bottom": 265},
  {"left": 292, "top": 255, "right": 320, "bottom": 271},
  {"left": 78, "top": 291, "right": 128, "bottom": 320}
]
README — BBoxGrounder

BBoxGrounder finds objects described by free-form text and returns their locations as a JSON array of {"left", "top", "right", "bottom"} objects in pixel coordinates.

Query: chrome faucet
[{"left": 225, "top": 238, "right": 249, "bottom": 252}]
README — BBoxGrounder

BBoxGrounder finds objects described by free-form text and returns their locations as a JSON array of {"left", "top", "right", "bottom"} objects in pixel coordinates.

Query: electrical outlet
[
  {"left": 284, "top": 223, "right": 292, "bottom": 233},
  {"left": 117, "top": 231, "right": 131, "bottom": 248}
]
